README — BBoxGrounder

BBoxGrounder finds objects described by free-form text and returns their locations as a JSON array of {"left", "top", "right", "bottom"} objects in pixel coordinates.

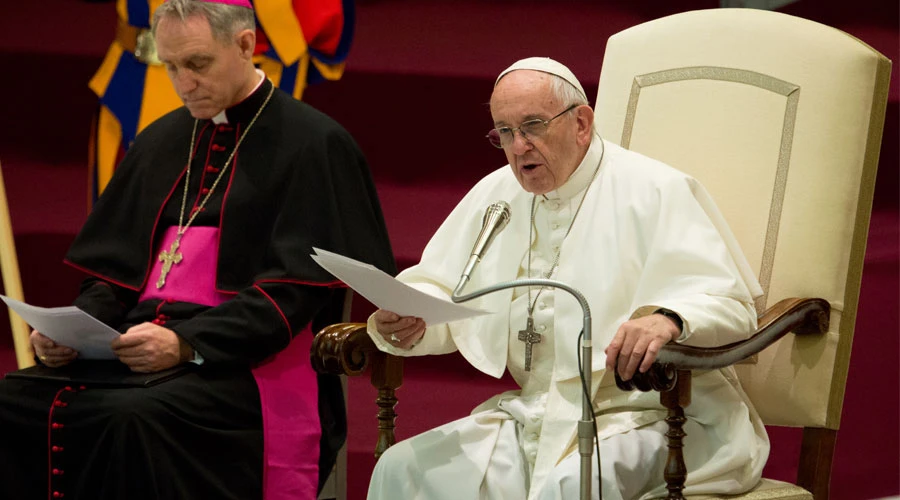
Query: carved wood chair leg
[
  {"left": 371, "top": 352, "right": 403, "bottom": 460},
  {"left": 660, "top": 370, "right": 692, "bottom": 500}
]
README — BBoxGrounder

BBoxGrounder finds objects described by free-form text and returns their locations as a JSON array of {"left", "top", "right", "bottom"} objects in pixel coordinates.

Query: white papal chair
[{"left": 595, "top": 8, "right": 891, "bottom": 500}]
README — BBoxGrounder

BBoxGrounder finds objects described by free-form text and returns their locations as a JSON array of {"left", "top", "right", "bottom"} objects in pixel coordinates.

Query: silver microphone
[{"left": 453, "top": 201, "right": 511, "bottom": 296}]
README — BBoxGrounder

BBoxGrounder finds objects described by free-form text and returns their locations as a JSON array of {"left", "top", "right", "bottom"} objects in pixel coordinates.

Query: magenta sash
[
  {"left": 141, "top": 227, "right": 321, "bottom": 499},
  {"left": 140, "top": 227, "right": 233, "bottom": 305}
]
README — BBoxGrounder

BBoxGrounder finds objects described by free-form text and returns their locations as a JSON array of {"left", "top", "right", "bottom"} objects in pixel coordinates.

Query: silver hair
[
  {"left": 546, "top": 73, "right": 598, "bottom": 137},
  {"left": 151, "top": 0, "right": 256, "bottom": 43},
  {"left": 547, "top": 73, "right": 589, "bottom": 107}
]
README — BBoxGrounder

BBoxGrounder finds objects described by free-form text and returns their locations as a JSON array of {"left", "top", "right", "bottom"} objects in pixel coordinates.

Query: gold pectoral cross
[
  {"left": 518, "top": 316, "right": 542, "bottom": 371},
  {"left": 156, "top": 239, "right": 183, "bottom": 289}
]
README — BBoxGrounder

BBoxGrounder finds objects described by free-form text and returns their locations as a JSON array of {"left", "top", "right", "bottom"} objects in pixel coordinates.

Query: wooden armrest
[
  {"left": 311, "top": 322, "right": 373, "bottom": 376},
  {"left": 612, "top": 298, "right": 831, "bottom": 499},
  {"left": 311, "top": 322, "right": 403, "bottom": 459},
  {"left": 617, "top": 297, "right": 830, "bottom": 392}
]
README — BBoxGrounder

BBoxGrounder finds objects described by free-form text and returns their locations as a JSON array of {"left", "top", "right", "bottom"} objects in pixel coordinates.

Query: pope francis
[{"left": 366, "top": 57, "right": 769, "bottom": 500}]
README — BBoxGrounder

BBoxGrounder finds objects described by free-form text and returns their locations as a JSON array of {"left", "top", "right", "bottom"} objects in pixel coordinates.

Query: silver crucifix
[{"left": 517, "top": 316, "right": 542, "bottom": 371}]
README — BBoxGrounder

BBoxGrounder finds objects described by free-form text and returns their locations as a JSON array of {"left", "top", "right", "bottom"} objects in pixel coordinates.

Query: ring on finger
[
  {"left": 39, "top": 355, "right": 48, "bottom": 361},
  {"left": 390, "top": 334, "right": 400, "bottom": 342}
]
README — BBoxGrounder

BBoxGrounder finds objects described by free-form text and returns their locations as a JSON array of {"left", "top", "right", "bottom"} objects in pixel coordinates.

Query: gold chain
[
  {"left": 154, "top": 82, "right": 275, "bottom": 289},
  {"left": 176, "top": 82, "right": 275, "bottom": 237}
]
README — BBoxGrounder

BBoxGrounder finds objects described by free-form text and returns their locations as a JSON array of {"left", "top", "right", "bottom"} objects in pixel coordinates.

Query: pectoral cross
[
  {"left": 518, "top": 316, "right": 542, "bottom": 371},
  {"left": 156, "top": 239, "right": 183, "bottom": 289}
]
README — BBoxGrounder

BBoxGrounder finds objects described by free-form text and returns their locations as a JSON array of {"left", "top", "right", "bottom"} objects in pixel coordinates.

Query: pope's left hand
[
  {"left": 604, "top": 314, "right": 680, "bottom": 381},
  {"left": 112, "top": 322, "right": 193, "bottom": 373}
]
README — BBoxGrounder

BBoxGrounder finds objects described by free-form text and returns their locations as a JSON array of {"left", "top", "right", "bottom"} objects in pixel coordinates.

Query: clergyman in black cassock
[{"left": 0, "top": 2, "right": 395, "bottom": 499}]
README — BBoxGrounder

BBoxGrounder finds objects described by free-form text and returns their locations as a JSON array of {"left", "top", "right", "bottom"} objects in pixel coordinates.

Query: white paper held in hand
[
  {"left": 0, "top": 294, "right": 119, "bottom": 359},
  {"left": 310, "top": 248, "right": 492, "bottom": 325}
]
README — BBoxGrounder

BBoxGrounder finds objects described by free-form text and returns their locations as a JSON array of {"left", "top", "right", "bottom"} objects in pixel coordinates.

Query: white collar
[
  {"left": 211, "top": 69, "right": 267, "bottom": 125},
  {"left": 541, "top": 136, "right": 604, "bottom": 201}
]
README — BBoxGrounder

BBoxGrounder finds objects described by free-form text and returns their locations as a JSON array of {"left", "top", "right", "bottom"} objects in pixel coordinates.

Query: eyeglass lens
[
  {"left": 487, "top": 104, "right": 577, "bottom": 149},
  {"left": 487, "top": 120, "right": 548, "bottom": 148}
]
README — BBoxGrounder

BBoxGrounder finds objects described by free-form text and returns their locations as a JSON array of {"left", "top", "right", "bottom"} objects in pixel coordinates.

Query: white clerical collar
[
  {"left": 542, "top": 135, "right": 605, "bottom": 201},
  {"left": 211, "top": 69, "right": 267, "bottom": 125}
]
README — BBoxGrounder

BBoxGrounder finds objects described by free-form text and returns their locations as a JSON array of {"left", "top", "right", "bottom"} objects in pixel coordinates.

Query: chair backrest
[
  {"left": 594, "top": 8, "right": 891, "bottom": 430},
  {"left": 0, "top": 160, "right": 33, "bottom": 369}
]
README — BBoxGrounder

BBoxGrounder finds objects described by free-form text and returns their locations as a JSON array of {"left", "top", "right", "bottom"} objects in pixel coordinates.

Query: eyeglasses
[{"left": 486, "top": 104, "right": 579, "bottom": 149}]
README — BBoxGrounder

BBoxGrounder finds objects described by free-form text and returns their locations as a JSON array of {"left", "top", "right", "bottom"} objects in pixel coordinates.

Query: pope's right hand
[
  {"left": 31, "top": 330, "right": 78, "bottom": 368},
  {"left": 373, "top": 310, "right": 425, "bottom": 350}
]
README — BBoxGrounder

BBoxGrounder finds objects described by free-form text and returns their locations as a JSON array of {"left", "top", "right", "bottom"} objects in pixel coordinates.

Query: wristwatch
[{"left": 654, "top": 308, "right": 683, "bottom": 334}]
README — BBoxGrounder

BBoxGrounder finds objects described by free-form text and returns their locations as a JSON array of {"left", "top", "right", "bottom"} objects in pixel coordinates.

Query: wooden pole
[{"left": 0, "top": 161, "right": 33, "bottom": 369}]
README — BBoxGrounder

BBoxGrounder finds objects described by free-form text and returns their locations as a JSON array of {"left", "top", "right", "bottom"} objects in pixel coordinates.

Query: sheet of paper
[
  {"left": 311, "top": 248, "right": 493, "bottom": 325},
  {"left": 0, "top": 295, "right": 119, "bottom": 360}
]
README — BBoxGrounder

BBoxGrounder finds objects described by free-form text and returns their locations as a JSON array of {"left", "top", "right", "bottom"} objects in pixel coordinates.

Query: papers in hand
[
  {"left": 311, "top": 248, "right": 492, "bottom": 325},
  {"left": 0, "top": 295, "right": 119, "bottom": 360}
]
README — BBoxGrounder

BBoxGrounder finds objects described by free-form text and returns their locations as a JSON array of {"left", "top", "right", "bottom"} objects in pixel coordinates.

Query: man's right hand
[
  {"left": 31, "top": 330, "right": 78, "bottom": 368},
  {"left": 373, "top": 310, "right": 425, "bottom": 350}
]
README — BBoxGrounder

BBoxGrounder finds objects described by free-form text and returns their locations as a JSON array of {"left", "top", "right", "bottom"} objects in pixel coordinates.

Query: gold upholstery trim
[
  {"left": 621, "top": 66, "right": 800, "bottom": 311},
  {"left": 760, "top": 88, "right": 800, "bottom": 313},
  {"left": 687, "top": 486, "right": 812, "bottom": 500},
  {"left": 826, "top": 54, "right": 893, "bottom": 428},
  {"left": 626, "top": 67, "right": 798, "bottom": 99}
]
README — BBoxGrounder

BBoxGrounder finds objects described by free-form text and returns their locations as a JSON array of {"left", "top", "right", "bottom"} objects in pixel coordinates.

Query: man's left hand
[
  {"left": 604, "top": 314, "right": 681, "bottom": 381},
  {"left": 112, "top": 322, "right": 193, "bottom": 373}
]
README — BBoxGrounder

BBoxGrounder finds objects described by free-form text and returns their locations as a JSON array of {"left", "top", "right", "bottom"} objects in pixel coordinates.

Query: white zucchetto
[{"left": 495, "top": 57, "right": 587, "bottom": 102}]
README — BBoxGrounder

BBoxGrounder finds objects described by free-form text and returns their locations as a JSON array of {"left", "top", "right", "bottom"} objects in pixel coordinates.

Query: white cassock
[{"left": 367, "top": 138, "right": 769, "bottom": 500}]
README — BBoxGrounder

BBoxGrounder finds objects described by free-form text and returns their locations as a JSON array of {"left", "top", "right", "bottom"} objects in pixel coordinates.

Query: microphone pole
[{"left": 451, "top": 278, "right": 597, "bottom": 500}]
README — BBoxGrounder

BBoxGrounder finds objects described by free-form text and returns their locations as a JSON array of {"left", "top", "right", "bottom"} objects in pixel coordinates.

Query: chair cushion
[{"left": 686, "top": 478, "right": 812, "bottom": 500}]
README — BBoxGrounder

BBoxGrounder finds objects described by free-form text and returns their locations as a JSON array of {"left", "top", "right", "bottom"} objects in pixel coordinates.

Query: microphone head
[
  {"left": 457, "top": 200, "right": 513, "bottom": 291},
  {"left": 472, "top": 200, "right": 511, "bottom": 259},
  {"left": 483, "top": 200, "right": 511, "bottom": 230}
]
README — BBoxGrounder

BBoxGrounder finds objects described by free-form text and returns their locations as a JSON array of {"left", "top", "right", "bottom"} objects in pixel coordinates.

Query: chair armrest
[
  {"left": 617, "top": 297, "right": 830, "bottom": 392},
  {"left": 311, "top": 322, "right": 374, "bottom": 376},
  {"left": 311, "top": 322, "right": 403, "bottom": 459},
  {"left": 612, "top": 298, "right": 831, "bottom": 499}
]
